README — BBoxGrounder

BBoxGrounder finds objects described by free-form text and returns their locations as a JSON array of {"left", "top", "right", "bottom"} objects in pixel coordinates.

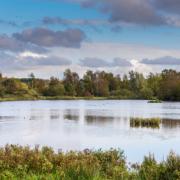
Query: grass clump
[{"left": 130, "top": 117, "right": 161, "bottom": 128}]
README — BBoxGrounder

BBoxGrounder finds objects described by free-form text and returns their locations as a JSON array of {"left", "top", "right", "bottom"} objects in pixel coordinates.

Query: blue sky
[{"left": 1, "top": 0, "right": 180, "bottom": 78}]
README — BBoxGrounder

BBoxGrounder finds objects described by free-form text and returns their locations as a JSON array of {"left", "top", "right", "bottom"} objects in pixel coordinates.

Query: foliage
[
  {"left": 0, "top": 69, "right": 180, "bottom": 101},
  {"left": 0, "top": 145, "right": 179, "bottom": 179},
  {"left": 44, "top": 77, "right": 64, "bottom": 96},
  {"left": 148, "top": 98, "right": 162, "bottom": 103}
]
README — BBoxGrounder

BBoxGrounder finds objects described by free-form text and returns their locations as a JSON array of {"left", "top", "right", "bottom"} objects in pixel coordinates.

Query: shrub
[{"left": 0, "top": 145, "right": 179, "bottom": 180}]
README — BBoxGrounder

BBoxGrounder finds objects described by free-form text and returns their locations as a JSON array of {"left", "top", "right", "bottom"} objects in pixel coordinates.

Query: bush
[{"left": 0, "top": 145, "right": 179, "bottom": 179}]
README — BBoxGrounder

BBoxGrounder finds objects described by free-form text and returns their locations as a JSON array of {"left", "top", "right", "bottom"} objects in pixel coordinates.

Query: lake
[{"left": 0, "top": 100, "right": 180, "bottom": 163}]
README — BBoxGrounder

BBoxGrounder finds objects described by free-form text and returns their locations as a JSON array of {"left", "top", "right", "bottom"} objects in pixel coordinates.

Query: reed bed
[{"left": 130, "top": 117, "right": 161, "bottom": 128}]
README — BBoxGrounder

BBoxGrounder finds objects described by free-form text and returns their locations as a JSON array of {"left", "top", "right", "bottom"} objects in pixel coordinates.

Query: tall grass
[
  {"left": 0, "top": 145, "right": 179, "bottom": 179},
  {"left": 130, "top": 117, "right": 161, "bottom": 128}
]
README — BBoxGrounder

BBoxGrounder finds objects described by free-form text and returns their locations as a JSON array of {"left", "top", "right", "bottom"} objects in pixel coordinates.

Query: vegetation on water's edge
[
  {"left": 0, "top": 69, "right": 180, "bottom": 101},
  {"left": 0, "top": 145, "right": 179, "bottom": 180},
  {"left": 130, "top": 117, "right": 161, "bottom": 128},
  {"left": 148, "top": 98, "right": 162, "bottom": 103},
  {"left": 0, "top": 95, "right": 109, "bottom": 102}
]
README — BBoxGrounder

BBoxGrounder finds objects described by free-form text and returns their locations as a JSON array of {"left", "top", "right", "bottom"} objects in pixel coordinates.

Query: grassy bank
[
  {"left": 0, "top": 95, "right": 140, "bottom": 102},
  {"left": 130, "top": 117, "right": 161, "bottom": 128},
  {"left": 0, "top": 96, "right": 112, "bottom": 102},
  {"left": 0, "top": 145, "right": 179, "bottom": 180}
]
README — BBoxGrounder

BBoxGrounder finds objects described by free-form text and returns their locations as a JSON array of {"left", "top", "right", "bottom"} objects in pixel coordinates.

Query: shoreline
[{"left": 0, "top": 96, "right": 146, "bottom": 102}]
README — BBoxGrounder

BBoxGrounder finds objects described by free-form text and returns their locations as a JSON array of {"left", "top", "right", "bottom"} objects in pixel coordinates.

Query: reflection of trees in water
[
  {"left": 0, "top": 116, "right": 16, "bottom": 120},
  {"left": 64, "top": 114, "right": 79, "bottom": 121},
  {"left": 63, "top": 109, "right": 79, "bottom": 121},
  {"left": 161, "top": 119, "right": 180, "bottom": 129},
  {"left": 49, "top": 109, "right": 60, "bottom": 120},
  {"left": 85, "top": 115, "right": 115, "bottom": 125},
  {"left": 50, "top": 115, "right": 60, "bottom": 120},
  {"left": 29, "top": 115, "right": 44, "bottom": 120}
]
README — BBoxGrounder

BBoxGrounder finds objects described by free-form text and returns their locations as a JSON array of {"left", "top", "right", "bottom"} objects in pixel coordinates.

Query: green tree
[
  {"left": 129, "top": 71, "right": 145, "bottom": 93},
  {"left": 63, "top": 69, "right": 79, "bottom": 96},
  {"left": 93, "top": 72, "right": 109, "bottom": 97},
  {"left": 158, "top": 69, "right": 180, "bottom": 101},
  {"left": 28, "top": 73, "right": 35, "bottom": 89},
  {"left": 3, "top": 79, "right": 29, "bottom": 95},
  {"left": 83, "top": 71, "right": 95, "bottom": 96},
  {"left": 147, "top": 73, "right": 161, "bottom": 97},
  {"left": 0, "top": 73, "right": 4, "bottom": 97},
  {"left": 44, "top": 77, "right": 64, "bottom": 96}
]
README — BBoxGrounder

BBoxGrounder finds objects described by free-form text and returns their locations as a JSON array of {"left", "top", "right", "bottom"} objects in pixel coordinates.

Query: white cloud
[
  {"left": 19, "top": 51, "right": 47, "bottom": 58},
  {"left": 1, "top": 42, "right": 180, "bottom": 78},
  {"left": 52, "top": 42, "right": 180, "bottom": 61}
]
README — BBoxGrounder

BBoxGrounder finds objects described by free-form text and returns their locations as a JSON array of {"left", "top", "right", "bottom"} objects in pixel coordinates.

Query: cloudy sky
[{"left": 1, "top": 0, "right": 180, "bottom": 78}]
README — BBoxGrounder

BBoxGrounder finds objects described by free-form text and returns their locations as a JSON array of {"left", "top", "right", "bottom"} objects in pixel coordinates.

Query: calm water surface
[{"left": 0, "top": 100, "right": 180, "bottom": 163}]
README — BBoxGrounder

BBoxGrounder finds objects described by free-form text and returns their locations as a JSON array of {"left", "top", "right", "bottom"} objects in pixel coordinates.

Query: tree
[
  {"left": 0, "top": 73, "right": 4, "bottom": 97},
  {"left": 93, "top": 72, "right": 109, "bottom": 97},
  {"left": 44, "top": 77, "right": 64, "bottom": 96},
  {"left": 140, "top": 87, "right": 153, "bottom": 99},
  {"left": 63, "top": 69, "right": 79, "bottom": 96},
  {"left": 3, "top": 79, "right": 29, "bottom": 95},
  {"left": 129, "top": 71, "right": 145, "bottom": 93},
  {"left": 83, "top": 71, "right": 95, "bottom": 96},
  {"left": 158, "top": 70, "right": 180, "bottom": 101},
  {"left": 28, "top": 73, "right": 35, "bottom": 89},
  {"left": 147, "top": 73, "right": 161, "bottom": 97},
  {"left": 121, "top": 74, "right": 129, "bottom": 89},
  {"left": 34, "top": 79, "right": 47, "bottom": 95}
]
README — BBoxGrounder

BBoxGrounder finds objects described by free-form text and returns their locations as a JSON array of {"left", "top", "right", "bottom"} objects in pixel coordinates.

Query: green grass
[
  {"left": 0, "top": 94, "right": 160, "bottom": 102},
  {"left": 130, "top": 117, "right": 161, "bottom": 128},
  {"left": 0, "top": 95, "right": 136, "bottom": 102},
  {"left": 0, "top": 145, "right": 179, "bottom": 180},
  {"left": 0, "top": 96, "right": 103, "bottom": 102}
]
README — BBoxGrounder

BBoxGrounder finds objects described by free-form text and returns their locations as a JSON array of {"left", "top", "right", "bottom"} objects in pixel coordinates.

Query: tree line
[{"left": 0, "top": 69, "right": 180, "bottom": 101}]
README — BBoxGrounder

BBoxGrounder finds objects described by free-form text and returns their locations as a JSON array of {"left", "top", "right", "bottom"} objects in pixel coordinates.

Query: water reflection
[
  {"left": 63, "top": 109, "right": 79, "bottom": 121},
  {"left": 50, "top": 115, "right": 60, "bottom": 120},
  {"left": 64, "top": 114, "right": 79, "bottom": 121},
  {"left": 49, "top": 109, "right": 60, "bottom": 120},
  {"left": 161, "top": 119, "right": 180, "bottom": 129},
  {"left": 85, "top": 115, "right": 115, "bottom": 125},
  {"left": 0, "top": 116, "right": 16, "bottom": 121},
  {"left": 0, "top": 100, "right": 179, "bottom": 163}
]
